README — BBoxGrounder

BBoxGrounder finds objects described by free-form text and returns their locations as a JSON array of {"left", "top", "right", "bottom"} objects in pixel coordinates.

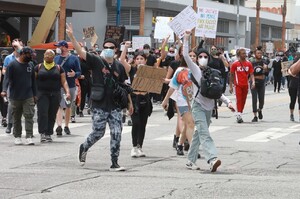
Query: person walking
[
  {"left": 66, "top": 23, "right": 133, "bottom": 171},
  {"left": 272, "top": 52, "right": 285, "bottom": 93},
  {"left": 1, "top": 47, "right": 36, "bottom": 145},
  {"left": 229, "top": 48, "right": 255, "bottom": 123},
  {"left": 35, "top": 49, "right": 70, "bottom": 142}
]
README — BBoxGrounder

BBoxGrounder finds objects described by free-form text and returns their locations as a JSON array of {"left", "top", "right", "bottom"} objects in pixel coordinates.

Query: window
[{"left": 217, "top": 20, "right": 229, "bottom": 33}]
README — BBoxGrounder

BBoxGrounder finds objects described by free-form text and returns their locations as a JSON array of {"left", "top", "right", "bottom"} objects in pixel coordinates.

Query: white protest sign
[
  {"left": 195, "top": 7, "right": 219, "bottom": 39},
  {"left": 132, "top": 36, "right": 151, "bottom": 50},
  {"left": 168, "top": 6, "right": 197, "bottom": 38},
  {"left": 266, "top": 42, "right": 274, "bottom": 54},
  {"left": 154, "top": 16, "right": 175, "bottom": 43}
]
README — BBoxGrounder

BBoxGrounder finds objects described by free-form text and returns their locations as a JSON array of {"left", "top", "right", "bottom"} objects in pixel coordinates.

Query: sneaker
[
  {"left": 137, "top": 148, "right": 146, "bottom": 157},
  {"left": 79, "top": 144, "right": 87, "bottom": 166},
  {"left": 71, "top": 116, "right": 76, "bottom": 123},
  {"left": 130, "top": 147, "right": 138, "bottom": 158},
  {"left": 109, "top": 161, "right": 126, "bottom": 172},
  {"left": 237, "top": 116, "right": 243, "bottom": 123},
  {"left": 252, "top": 116, "right": 258, "bottom": 122},
  {"left": 290, "top": 114, "right": 295, "bottom": 122},
  {"left": 1, "top": 118, "right": 7, "bottom": 127},
  {"left": 56, "top": 126, "right": 62, "bottom": 136},
  {"left": 258, "top": 110, "right": 263, "bottom": 119},
  {"left": 6, "top": 123, "right": 12, "bottom": 134},
  {"left": 79, "top": 111, "right": 84, "bottom": 117},
  {"left": 25, "top": 138, "right": 35, "bottom": 145},
  {"left": 14, "top": 137, "right": 22, "bottom": 145},
  {"left": 87, "top": 108, "right": 91, "bottom": 115},
  {"left": 45, "top": 135, "right": 53, "bottom": 142},
  {"left": 64, "top": 126, "right": 71, "bottom": 135},
  {"left": 176, "top": 145, "right": 184, "bottom": 156},
  {"left": 186, "top": 161, "right": 200, "bottom": 170},
  {"left": 40, "top": 134, "right": 46, "bottom": 142},
  {"left": 209, "top": 158, "right": 221, "bottom": 172},
  {"left": 172, "top": 135, "right": 179, "bottom": 149}
]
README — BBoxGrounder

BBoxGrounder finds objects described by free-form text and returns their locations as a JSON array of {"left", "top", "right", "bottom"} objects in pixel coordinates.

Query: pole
[
  {"left": 281, "top": 0, "right": 287, "bottom": 50},
  {"left": 58, "top": 0, "right": 66, "bottom": 40},
  {"left": 255, "top": 0, "right": 261, "bottom": 48},
  {"left": 191, "top": 0, "right": 197, "bottom": 49},
  {"left": 116, "top": 0, "right": 121, "bottom": 26},
  {"left": 235, "top": 0, "right": 239, "bottom": 46},
  {"left": 139, "top": 0, "right": 145, "bottom": 36}
]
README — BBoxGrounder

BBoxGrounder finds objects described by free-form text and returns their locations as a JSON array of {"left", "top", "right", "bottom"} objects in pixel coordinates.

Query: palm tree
[{"left": 255, "top": 0, "right": 260, "bottom": 48}]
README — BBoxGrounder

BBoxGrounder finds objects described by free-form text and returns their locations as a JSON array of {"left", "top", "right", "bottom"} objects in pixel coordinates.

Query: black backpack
[{"left": 191, "top": 66, "right": 223, "bottom": 99}]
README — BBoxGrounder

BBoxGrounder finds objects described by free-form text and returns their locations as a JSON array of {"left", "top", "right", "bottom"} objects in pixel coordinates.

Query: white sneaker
[
  {"left": 186, "top": 161, "right": 200, "bottom": 170},
  {"left": 25, "top": 138, "right": 35, "bottom": 145},
  {"left": 131, "top": 147, "right": 138, "bottom": 157},
  {"left": 137, "top": 148, "right": 146, "bottom": 157},
  {"left": 209, "top": 158, "right": 221, "bottom": 172},
  {"left": 14, "top": 137, "right": 22, "bottom": 145}
]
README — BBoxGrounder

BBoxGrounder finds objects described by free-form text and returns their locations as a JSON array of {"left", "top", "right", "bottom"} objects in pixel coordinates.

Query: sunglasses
[
  {"left": 103, "top": 46, "right": 115, "bottom": 49},
  {"left": 198, "top": 55, "right": 208, "bottom": 59},
  {"left": 169, "top": 51, "right": 175, "bottom": 53}
]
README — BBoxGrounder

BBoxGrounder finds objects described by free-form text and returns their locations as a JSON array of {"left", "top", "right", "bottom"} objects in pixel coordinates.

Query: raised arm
[
  {"left": 66, "top": 23, "right": 87, "bottom": 61},
  {"left": 160, "top": 35, "right": 170, "bottom": 61},
  {"left": 289, "top": 59, "right": 300, "bottom": 76},
  {"left": 119, "top": 41, "right": 132, "bottom": 73}
]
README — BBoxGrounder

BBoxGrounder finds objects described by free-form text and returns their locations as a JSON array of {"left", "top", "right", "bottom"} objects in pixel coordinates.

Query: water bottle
[{"left": 63, "top": 94, "right": 71, "bottom": 105}]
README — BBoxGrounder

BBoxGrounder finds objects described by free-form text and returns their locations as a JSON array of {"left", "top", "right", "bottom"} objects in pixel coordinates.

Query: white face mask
[
  {"left": 102, "top": 49, "right": 115, "bottom": 59},
  {"left": 198, "top": 57, "right": 208, "bottom": 66},
  {"left": 56, "top": 48, "right": 61, "bottom": 54}
]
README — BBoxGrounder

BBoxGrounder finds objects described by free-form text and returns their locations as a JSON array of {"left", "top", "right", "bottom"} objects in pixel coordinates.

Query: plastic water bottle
[{"left": 63, "top": 94, "right": 71, "bottom": 105}]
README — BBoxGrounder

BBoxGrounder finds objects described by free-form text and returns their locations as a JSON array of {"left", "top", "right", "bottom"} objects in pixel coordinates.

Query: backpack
[{"left": 191, "top": 66, "right": 223, "bottom": 99}]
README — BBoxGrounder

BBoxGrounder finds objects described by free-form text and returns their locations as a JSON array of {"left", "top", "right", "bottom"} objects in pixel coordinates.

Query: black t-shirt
[
  {"left": 146, "top": 54, "right": 157, "bottom": 66},
  {"left": 169, "top": 60, "right": 180, "bottom": 78},
  {"left": 86, "top": 53, "right": 127, "bottom": 111},
  {"left": 35, "top": 64, "right": 65, "bottom": 94},
  {"left": 251, "top": 60, "right": 265, "bottom": 76}
]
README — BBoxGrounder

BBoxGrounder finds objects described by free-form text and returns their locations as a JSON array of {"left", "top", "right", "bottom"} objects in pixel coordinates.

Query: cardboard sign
[
  {"left": 104, "top": 25, "right": 125, "bottom": 46},
  {"left": 195, "top": 7, "right": 219, "bottom": 39},
  {"left": 281, "top": 61, "right": 293, "bottom": 76},
  {"left": 154, "top": 16, "right": 175, "bottom": 43},
  {"left": 83, "top": 26, "right": 95, "bottom": 39},
  {"left": 132, "top": 65, "right": 167, "bottom": 94},
  {"left": 132, "top": 36, "right": 151, "bottom": 50},
  {"left": 168, "top": 6, "right": 197, "bottom": 38}
]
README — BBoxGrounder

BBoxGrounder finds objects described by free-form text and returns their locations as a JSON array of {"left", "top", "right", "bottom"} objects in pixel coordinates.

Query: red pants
[{"left": 235, "top": 85, "right": 248, "bottom": 113}]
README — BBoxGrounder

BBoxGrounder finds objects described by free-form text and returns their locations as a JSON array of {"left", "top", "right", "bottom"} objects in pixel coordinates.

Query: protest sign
[
  {"left": 104, "top": 25, "right": 125, "bottom": 46},
  {"left": 266, "top": 42, "right": 274, "bottom": 54},
  {"left": 195, "top": 7, "right": 219, "bottom": 38},
  {"left": 83, "top": 26, "right": 95, "bottom": 39},
  {"left": 281, "top": 61, "right": 293, "bottom": 76},
  {"left": 132, "top": 65, "right": 167, "bottom": 94},
  {"left": 168, "top": 6, "right": 197, "bottom": 38},
  {"left": 154, "top": 16, "right": 174, "bottom": 43},
  {"left": 132, "top": 36, "right": 151, "bottom": 50}
]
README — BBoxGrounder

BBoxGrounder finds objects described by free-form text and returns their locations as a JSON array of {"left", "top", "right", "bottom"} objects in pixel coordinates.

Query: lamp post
[
  {"left": 255, "top": 0, "right": 261, "bottom": 48},
  {"left": 116, "top": 0, "right": 121, "bottom": 26}
]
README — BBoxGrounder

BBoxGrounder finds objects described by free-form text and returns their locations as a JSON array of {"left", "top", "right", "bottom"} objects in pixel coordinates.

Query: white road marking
[{"left": 236, "top": 128, "right": 299, "bottom": 142}]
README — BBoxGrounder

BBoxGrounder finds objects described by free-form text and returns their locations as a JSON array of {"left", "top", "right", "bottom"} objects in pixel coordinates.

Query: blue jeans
[
  {"left": 187, "top": 101, "right": 218, "bottom": 163},
  {"left": 82, "top": 108, "right": 122, "bottom": 162}
]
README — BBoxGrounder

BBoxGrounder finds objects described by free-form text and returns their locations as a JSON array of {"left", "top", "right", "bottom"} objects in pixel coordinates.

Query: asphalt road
[{"left": 1, "top": 84, "right": 300, "bottom": 199}]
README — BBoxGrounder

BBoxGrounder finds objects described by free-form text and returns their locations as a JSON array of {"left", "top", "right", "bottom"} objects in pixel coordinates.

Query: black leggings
[
  {"left": 273, "top": 74, "right": 282, "bottom": 92},
  {"left": 289, "top": 87, "right": 300, "bottom": 110}
]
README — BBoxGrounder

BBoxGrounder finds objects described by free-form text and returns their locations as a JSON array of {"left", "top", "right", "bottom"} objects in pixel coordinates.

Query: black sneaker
[
  {"left": 237, "top": 116, "right": 244, "bottom": 123},
  {"left": 40, "top": 134, "right": 46, "bottom": 142},
  {"left": 258, "top": 110, "right": 263, "bottom": 119},
  {"left": 79, "top": 144, "right": 87, "bottom": 166},
  {"left": 252, "top": 116, "right": 258, "bottom": 122},
  {"left": 64, "top": 126, "right": 71, "bottom": 135},
  {"left": 45, "top": 135, "right": 53, "bottom": 142},
  {"left": 2, "top": 118, "right": 7, "bottom": 127},
  {"left": 177, "top": 145, "right": 184, "bottom": 156},
  {"left": 5, "top": 123, "right": 12, "bottom": 134},
  {"left": 71, "top": 116, "right": 76, "bottom": 123},
  {"left": 290, "top": 114, "right": 295, "bottom": 122},
  {"left": 109, "top": 161, "right": 126, "bottom": 172},
  {"left": 183, "top": 139, "right": 189, "bottom": 151},
  {"left": 172, "top": 135, "right": 179, "bottom": 149},
  {"left": 79, "top": 111, "right": 84, "bottom": 117},
  {"left": 56, "top": 126, "right": 62, "bottom": 136}
]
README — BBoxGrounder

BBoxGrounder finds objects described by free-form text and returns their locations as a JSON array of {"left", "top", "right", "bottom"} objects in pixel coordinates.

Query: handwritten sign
[
  {"left": 132, "top": 65, "right": 167, "bottom": 94},
  {"left": 132, "top": 36, "right": 151, "bottom": 50},
  {"left": 168, "top": 6, "right": 197, "bottom": 38},
  {"left": 154, "top": 16, "right": 174, "bottom": 43},
  {"left": 83, "top": 26, "right": 95, "bottom": 39},
  {"left": 195, "top": 7, "right": 219, "bottom": 38},
  {"left": 281, "top": 61, "right": 293, "bottom": 76},
  {"left": 104, "top": 25, "right": 125, "bottom": 46}
]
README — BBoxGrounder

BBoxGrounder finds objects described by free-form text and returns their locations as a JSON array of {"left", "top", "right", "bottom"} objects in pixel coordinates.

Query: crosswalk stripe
[{"left": 236, "top": 127, "right": 298, "bottom": 142}]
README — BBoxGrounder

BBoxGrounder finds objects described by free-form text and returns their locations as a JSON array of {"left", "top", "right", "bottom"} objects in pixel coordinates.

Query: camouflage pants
[{"left": 82, "top": 108, "right": 122, "bottom": 162}]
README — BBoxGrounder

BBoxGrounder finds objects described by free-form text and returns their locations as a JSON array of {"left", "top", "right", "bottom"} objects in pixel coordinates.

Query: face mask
[
  {"left": 167, "top": 52, "right": 175, "bottom": 57},
  {"left": 143, "top": 49, "right": 149, "bottom": 54},
  {"left": 56, "top": 48, "right": 61, "bottom": 54},
  {"left": 102, "top": 49, "right": 114, "bottom": 59},
  {"left": 198, "top": 57, "right": 208, "bottom": 66},
  {"left": 211, "top": 49, "right": 218, "bottom": 56},
  {"left": 24, "top": 56, "right": 32, "bottom": 63}
]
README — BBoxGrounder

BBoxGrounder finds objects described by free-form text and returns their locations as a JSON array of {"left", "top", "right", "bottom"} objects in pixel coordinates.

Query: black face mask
[{"left": 23, "top": 56, "right": 32, "bottom": 63}]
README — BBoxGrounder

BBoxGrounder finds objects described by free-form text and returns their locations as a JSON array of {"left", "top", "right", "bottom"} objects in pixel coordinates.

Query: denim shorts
[{"left": 178, "top": 106, "right": 189, "bottom": 116}]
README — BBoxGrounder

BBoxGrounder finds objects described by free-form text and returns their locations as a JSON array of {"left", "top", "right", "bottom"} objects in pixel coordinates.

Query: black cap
[
  {"left": 103, "top": 38, "right": 118, "bottom": 48},
  {"left": 143, "top": 44, "right": 150, "bottom": 49}
]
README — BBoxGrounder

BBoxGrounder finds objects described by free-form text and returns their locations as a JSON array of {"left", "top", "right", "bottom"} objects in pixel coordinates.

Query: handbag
[{"left": 90, "top": 83, "right": 105, "bottom": 101}]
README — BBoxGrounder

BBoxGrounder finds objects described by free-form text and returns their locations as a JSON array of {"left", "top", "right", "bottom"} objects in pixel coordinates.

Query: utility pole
[
  {"left": 235, "top": 0, "right": 240, "bottom": 46},
  {"left": 116, "top": 0, "right": 121, "bottom": 26},
  {"left": 139, "top": 0, "right": 145, "bottom": 36},
  {"left": 191, "top": 0, "right": 197, "bottom": 49},
  {"left": 281, "top": 0, "right": 287, "bottom": 50},
  {"left": 58, "top": 0, "right": 66, "bottom": 40},
  {"left": 255, "top": 0, "right": 260, "bottom": 48}
]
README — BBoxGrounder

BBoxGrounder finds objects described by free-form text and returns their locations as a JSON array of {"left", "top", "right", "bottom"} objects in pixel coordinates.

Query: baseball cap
[
  {"left": 54, "top": 40, "right": 68, "bottom": 48},
  {"left": 103, "top": 38, "right": 118, "bottom": 48}
]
